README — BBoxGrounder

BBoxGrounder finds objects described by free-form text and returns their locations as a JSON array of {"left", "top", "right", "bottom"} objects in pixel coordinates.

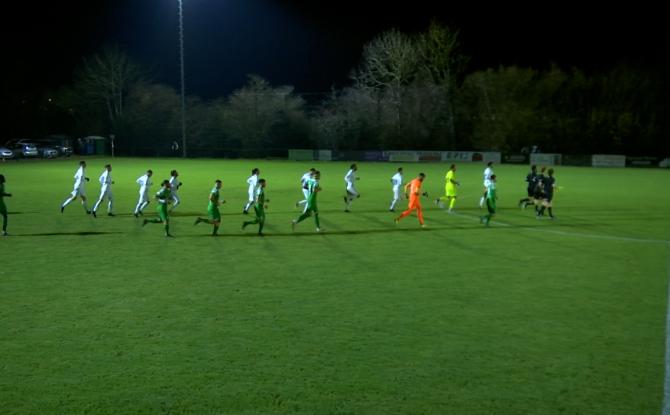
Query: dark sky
[{"left": 2, "top": 0, "right": 668, "bottom": 100}]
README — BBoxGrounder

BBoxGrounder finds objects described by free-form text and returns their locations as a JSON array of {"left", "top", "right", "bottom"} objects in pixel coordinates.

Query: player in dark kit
[
  {"left": 532, "top": 166, "right": 547, "bottom": 214},
  {"left": 518, "top": 165, "right": 537, "bottom": 209},
  {"left": 0, "top": 174, "right": 12, "bottom": 236},
  {"left": 536, "top": 168, "right": 556, "bottom": 219}
]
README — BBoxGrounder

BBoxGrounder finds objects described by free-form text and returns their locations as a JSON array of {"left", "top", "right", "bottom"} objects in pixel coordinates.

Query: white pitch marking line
[{"left": 447, "top": 211, "right": 669, "bottom": 245}]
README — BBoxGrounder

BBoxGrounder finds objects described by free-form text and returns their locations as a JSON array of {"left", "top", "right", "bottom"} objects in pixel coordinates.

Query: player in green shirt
[
  {"left": 0, "top": 174, "right": 12, "bottom": 236},
  {"left": 479, "top": 174, "right": 497, "bottom": 227},
  {"left": 142, "top": 180, "right": 173, "bottom": 237},
  {"left": 292, "top": 171, "right": 322, "bottom": 232},
  {"left": 194, "top": 180, "right": 225, "bottom": 235},
  {"left": 242, "top": 179, "right": 268, "bottom": 236}
]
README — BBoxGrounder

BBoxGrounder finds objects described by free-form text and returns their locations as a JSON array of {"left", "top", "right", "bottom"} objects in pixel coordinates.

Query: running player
[
  {"left": 60, "top": 160, "right": 90, "bottom": 214},
  {"left": 168, "top": 170, "right": 182, "bottom": 212},
  {"left": 292, "top": 171, "right": 322, "bottom": 232},
  {"left": 480, "top": 174, "right": 497, "bottom": 226},
  {"left": 296, "top": 168, "right": 315, "bottom": 211},
  {"left": 518, "top": 165, "right": 537, "bottom": 209},
  {"left": 395, "top": 173, "right": 427, "bottom": 227},
  {"left": 92, "top": 164, "right": 114, "bottom": 217},
  {"left": 134, "top": 170, "right": 153, "bottom": 217},
  {"left": 243, "top": 168, "right": 260, "bottom": 214},
  {"left": 479, "top": 161, "right": 494, "bottom": 208},
  {"left": 194, "top": 180, "right": 225, "bottom": 235},
  {"left": 343, "top": 164, "right": 360, "bottom": 212},
  {"left": 536, "top": 168, "right": 556, "bottom": 219},
  {"left": 389, "top": 167, "right": 403, "bottom": 212},
  {"left": 435, "top": 164, "right": 459, "bottom": 212},
  {"left": 142, "top": 180, "right": 173, "bottom": 237},
  {"left": 0, "top": 174, "right": 12, "bottom": 236},
  {"left": 242, "top": 178, "right": 268, "bottom": 236},
  {"left": 532, "top": 166, "right": 547, "bottom": 214}
]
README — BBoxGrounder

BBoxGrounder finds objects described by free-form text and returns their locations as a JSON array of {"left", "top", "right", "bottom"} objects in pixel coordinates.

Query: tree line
[{"left": 13, "top": 23, "right": 668, "bottom": 157}]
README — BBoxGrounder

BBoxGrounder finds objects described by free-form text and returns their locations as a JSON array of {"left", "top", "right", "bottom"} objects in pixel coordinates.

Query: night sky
[{"left": 2, "top": 0, "right": 668, "bottom": 100}]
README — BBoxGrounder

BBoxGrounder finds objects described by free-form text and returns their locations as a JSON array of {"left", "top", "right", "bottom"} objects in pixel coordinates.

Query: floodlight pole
[{"left": 178, "top": 0, "right": 187, "bottom": 158}]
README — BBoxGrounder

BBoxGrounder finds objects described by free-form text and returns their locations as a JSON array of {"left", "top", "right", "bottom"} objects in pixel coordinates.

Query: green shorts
[
  {"left": 254, "top": 205, "right": 265, "bottom": 219},
  {"left": 486, "top": 199, "right": 496, "bottom": 214},
  {"left": 306, "top": 201, "right": 318, "bottom": 214},
  {"left": 208, "top": 206, "right": 221, "bottom": 221},
  {"left": 158, "top": 205, "right": 169, "bottom": 222}
]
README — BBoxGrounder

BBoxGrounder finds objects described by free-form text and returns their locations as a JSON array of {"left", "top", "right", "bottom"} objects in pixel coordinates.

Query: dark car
[{"left": 5, "top": 139, "right": 39, "bottom": 158}]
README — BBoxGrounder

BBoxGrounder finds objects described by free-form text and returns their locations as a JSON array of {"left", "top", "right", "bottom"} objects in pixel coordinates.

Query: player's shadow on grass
[
  {"left": 17, "top": 231, "right": 124, "bottom": 237},
  {"left": 190, "top": 227, "right": 436, "bottom": 237}
]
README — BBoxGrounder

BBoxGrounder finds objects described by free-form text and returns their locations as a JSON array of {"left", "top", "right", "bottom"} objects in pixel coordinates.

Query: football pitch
[{"left": 1, "top": 157, "right": 669, "bottom": 414}]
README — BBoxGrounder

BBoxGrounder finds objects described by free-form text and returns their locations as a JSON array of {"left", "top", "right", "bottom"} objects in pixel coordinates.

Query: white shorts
[
  {"left": 392, "top": 185, "right": 402, "bottom": 200},
  {"left": 483, "top": 180, "right": 491, "bottom": 188},
  {"left": 248, "top": 189, "right": 255, "bottom": 202},
  {"left": 70, "top": 186, "right": 85, "bottom": 198},
  {"left": 302, "top": 188, "right": 309, "bottom": 199},
  {"left": 98, "top": 185, "right": 112, "bottom": 199},
  {"left": 138, "top": 190, "right": 149, "bottom": 203},
  {"left": 346, "top": 183, "right": 358, "bottom": 196}
]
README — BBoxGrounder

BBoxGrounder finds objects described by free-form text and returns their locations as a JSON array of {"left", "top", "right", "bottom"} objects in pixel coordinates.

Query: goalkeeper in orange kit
[{"left": 394, "top": 173, "right": 427, "bottom": 227}]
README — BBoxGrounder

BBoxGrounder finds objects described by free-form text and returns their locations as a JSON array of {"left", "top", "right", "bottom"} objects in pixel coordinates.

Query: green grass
[{"left": 0, "top": 157, "right": 669, "bottom": 414}]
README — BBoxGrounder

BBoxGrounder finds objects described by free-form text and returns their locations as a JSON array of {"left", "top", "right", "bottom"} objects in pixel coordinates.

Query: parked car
[
  {"left": 37, "top": 138, "right": 73, "bottom": 157},
  {"left": 34, "top": 143, "right": 59, "bottom": 158},
  {"left": 5, "top": 140, "right": 39, "bottom": 158},
  {"left": 0, "top": 146, "right": 14, "bottom": 159}
]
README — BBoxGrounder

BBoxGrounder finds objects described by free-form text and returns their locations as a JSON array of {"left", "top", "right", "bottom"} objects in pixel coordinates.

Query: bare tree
[
  {"left": 416, "top": 21, "right": 465, "bottom": 146},
  {"left": 73, "top": 46, "right": 145, "bottom": 129},
  {"left": 353, "top": 30, "right": 418, "bottom": 131},
  {"left": 223, "top": 75, "right": 307, "bottom": 150}
]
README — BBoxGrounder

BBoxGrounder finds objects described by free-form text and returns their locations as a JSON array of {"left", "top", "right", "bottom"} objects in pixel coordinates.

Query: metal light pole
[{"left": 178, "top": 0, "right": 187, "bottom": 157}]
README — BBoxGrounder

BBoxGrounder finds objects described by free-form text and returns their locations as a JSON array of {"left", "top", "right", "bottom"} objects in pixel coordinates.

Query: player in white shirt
[
  {"left": 343, "top": 163, "right": 360, "bottom": 212},
  {"left": 479, "top": 161, "right": 494, "bottom": 208},
  {"left": 389, "top": 167, "right": 404, "bottom": 212},
  {"left": 243, "top": 168, "right": 260, "bottom": 214},
  {"left": 295, "top": 168, "right": 316, "bottom": 212},
  {"left": 92, "top": 164, "right": 114, "bottom": 217},
  {"left": 134, "top": 169, "right": 153, "bottom": 217},
  {"left": 60, "top": 160, "right": 91, "bottom": 214},
  {"left": 168, "top": 169, "right": 182, "bottom": 212}
]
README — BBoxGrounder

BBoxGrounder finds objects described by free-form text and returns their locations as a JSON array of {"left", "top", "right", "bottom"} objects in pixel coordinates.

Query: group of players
[
  {"left": 0, "top": 160, "right": 556, "bottom": 237},
  {"left": 517, "top": 165, "right": 558, "bottom": 220}
]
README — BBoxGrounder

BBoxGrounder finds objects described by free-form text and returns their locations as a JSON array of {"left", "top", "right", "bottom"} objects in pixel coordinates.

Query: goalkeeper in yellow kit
[{"left": 435, "top": 164, "right": 459, "bottom": 212}]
